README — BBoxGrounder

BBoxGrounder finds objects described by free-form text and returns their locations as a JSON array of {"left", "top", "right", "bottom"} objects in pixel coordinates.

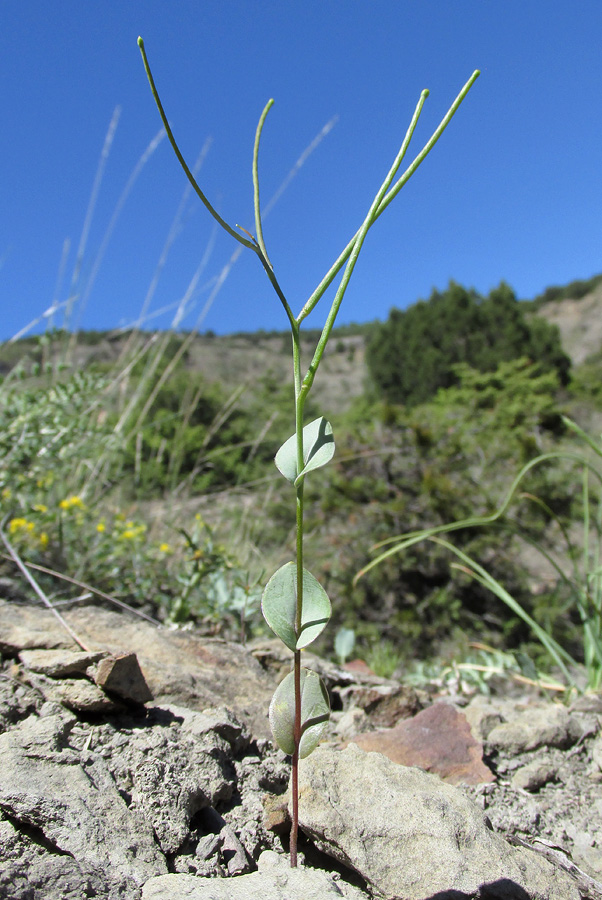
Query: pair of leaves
[
  {"left": 269, "top": 667, "right": 330, "bottom": 758},
  {"left": 262, "top": 562, "right": 331, "bottom": 651},
  {"left": 275, "top": 417, "right": 335, "bottom": 485}
]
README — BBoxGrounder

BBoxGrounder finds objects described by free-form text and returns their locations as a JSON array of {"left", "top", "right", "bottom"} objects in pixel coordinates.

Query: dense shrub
[{"left": 366, "top": 281, "right": 570, "bottom": 406}]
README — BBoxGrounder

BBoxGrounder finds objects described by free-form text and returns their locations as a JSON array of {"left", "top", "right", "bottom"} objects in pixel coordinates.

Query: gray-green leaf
[
  {"left": 261, "top": 562, "right": 331, "bottom": 651},
  {"left": 275, "top": 417, "right": 335, "bottom": 484},
  {"left": 334, "top": 626, "right": 356, "bottom": 665},
  {"left": 269, "top": 668, "right": 330, "bottom": 757}
]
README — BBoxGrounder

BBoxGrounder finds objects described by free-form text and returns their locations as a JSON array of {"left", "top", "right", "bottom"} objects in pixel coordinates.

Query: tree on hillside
[{"left": 366, "top": 281, "right": 570, "bottom": 406}]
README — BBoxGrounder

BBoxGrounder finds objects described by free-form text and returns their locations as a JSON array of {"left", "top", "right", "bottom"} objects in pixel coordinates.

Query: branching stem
[{"left": 137, "top": 36, "right": 480, "bottom": 867}]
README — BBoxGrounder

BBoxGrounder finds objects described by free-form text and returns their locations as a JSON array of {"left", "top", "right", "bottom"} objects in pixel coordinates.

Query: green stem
[
  {"left": 299, "top": 94, "right": 424, "bottom": 399},
  {"left": 290, "top": 320, "right": 305, "bottom": 867},
  {"left": 296, "top": 69, "right": 480, "bottom": 324},
  {"left": 138, "top": 37, "right": 297, "bottom": 329}
]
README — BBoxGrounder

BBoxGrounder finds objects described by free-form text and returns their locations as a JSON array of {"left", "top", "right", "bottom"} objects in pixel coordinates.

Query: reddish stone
[
  {"left": 351, "top": 701, "right": 495, "bottom": 785},
  {"left": 342, "top": 659, "right": 375, "bottom": 676}
]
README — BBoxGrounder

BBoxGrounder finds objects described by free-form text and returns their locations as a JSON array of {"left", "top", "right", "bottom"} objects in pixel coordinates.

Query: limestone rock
[
  {"left": 0, "top": 668, "right": 42, "bottom": 731},
  {"left": 141, "top": 850, "right": 370, "bottom": 899},
  {"left": 486, "top": 704, "right": 583, "bottom": 754},
  {"left": 297, "top": 744, "right": 580, "bottom": 900},
  {"left": 33, "top": 672, "right": 121, "bottom": 712},
  {"left": 0, "top": 599, "right": 275, "bottom": 737},
  {"left": 511, "top": 761, "right": 558, "bottom": 792},
  {"left": 0, "top": 711, "right": 167, "bottom": 897},
  {"left": 97, "top": 706, "right": 237, "bottom": 856},
  {"left": 19, "top": 647, "right": 106, "bottom": 676}
]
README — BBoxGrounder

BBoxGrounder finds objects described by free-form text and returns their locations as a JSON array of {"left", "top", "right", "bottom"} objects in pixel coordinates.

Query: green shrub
[{"left": 366, "top": 280, "right": 570, "bottom": 406}]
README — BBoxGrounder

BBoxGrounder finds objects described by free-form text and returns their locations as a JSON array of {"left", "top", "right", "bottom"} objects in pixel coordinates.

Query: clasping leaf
[
  {"left": 275, "top": 417, "right": 335, "bottom": 485},
  {"left": 261, "top": 562, "right": 331, "bottom": 651},
  {"left": 269, "top": 668, "right": 330, "bottom": 757}
]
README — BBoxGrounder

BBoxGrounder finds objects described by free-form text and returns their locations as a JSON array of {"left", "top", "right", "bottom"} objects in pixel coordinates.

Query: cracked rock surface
[{"left": 1, "top": 599, "right": 601, "bottom": 899}]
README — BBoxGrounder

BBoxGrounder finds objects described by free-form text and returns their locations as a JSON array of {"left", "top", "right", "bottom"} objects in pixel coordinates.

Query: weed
[
  {"left": 357, "top": 415, "right": 602, "bottom": 693},
  {"left": 138, "top": 35, "right": 479, "bottom": 865}
]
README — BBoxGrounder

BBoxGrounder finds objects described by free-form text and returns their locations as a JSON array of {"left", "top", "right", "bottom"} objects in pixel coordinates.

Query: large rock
[
  {"left": 0, "top": 710, "right": 167, "bottom": 898},
  {"left": 297, "top": 744, "right": 580, "bottom": 900},
  {"left": 486, "top": 704, "right": 582, "bottom": 755},
  {"left": 0, "top": 599, "right": 275, "bottom": 737},
  {"left": 141, "top": 849, "right": 369, "bottom": 899}
]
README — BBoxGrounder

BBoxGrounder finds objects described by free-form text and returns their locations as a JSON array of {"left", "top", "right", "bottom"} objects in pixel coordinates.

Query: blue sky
[{"left": 1, "top": 1, "right": 601, "bottom": 340}]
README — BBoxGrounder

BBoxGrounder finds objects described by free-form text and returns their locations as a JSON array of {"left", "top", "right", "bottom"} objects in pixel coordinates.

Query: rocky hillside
[{"left": 530, "top": 279, "right": 602, "bottom": 366}]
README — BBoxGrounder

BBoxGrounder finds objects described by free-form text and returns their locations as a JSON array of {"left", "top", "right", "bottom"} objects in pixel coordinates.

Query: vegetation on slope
[{"left": 2, "top": 273, "right": 602, "bottom": 686}]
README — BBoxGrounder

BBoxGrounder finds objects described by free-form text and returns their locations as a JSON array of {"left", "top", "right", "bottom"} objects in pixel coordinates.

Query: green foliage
[
  {"left": 569, "top": 352, "right": 602, "bottom": 407},
  {"left": 366, "top": 280, "right": 570, "bottom": 407},
  {"left": 358, "top": 415, "right": 602, "bottom": 693},
  {"left": 530, "top": 272, "right": 602, "bottom": 308},
  {"left": 0, "top": 370, "right": 114, "bottom": 509}
]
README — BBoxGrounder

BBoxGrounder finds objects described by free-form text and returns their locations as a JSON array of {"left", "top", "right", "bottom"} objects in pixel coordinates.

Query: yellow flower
[
  {"left": 96, "top": 521, "right": 106, "bottom": 533},
  {"left": 39, "top": 532, "right": 49, "bottom": 549},
  {"left": 159, "top": 542, "right": 172, "bottom": 554},
  {"left": 59, "top": 495, "right": 86, "bottom": 511},
  {"left": 33, "top": 504, "right": 48, "bottom": 513},
  {"left": 9, "top": 517, "right": 29, "bottom": 534}
]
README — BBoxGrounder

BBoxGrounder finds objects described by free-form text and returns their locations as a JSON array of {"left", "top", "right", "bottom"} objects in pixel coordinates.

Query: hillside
[
  {"left": 3, "top": 272, "right": 602, "bottom": 689},
  {"left": 4, "top": 275, "right": 602, "bottom": 415},
  {"left": 529, "top": 278, "right": 602, "bottom": 365}
]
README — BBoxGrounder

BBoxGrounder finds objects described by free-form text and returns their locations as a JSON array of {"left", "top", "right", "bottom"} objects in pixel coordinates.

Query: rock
[
  {"left": 167, "top": 703, "right": 250, "bottom": 754},
  {"left": 0, "top": 811, "right": 98, "bottom": 900},
  {"left": 94, "top": 651, "right": 153, "bottom": 704},
  {"left": 297, "top": 744, "right": 580, "bottom": 900},
  {"left": 591, "top": 732, "right": 602, "bottom": 771},
  {"left": 343, "top": 658, "right": 375, "bottom": 676},
  {"left": 36, "top": 672, "right": 122, "bottom": 712},
  {"left": 487, "top": 704, "right": 583, "bottom": 755},
  {"left": 0, "top": 599, "right": 275, "bottom": 737},
  {"left": 220, "top": 822, "right": 252, "bottom": 875},
  {"left": 464, "top": 694, "right": 508, "bottom": 740},
  {"left": 262, "top": 792, "right": 290, "bottom": 834},
  {"left": 98, "top": 707, "right": 237, "bottom": 856},
  {"left": 19, "top": 647, "right": 106, "bottom": 676},
  {"left": 333, "top": 705, "right": 369, "bottom": 740},
  {"left": 511, "top": 761, "right": 558, "bottom": 792},
  {"left": 141, "top": 849, "right": 370, "bottom": 899},
  {"left": 351, "top": 700, "right": 495, "bottom": 785},
  {"left": 564, "top": 823, "right": 602, "bottom": 879},
  {"left": 349, "top": 681, "right": 423, "bottom": 727},
  {"left": 195, "top": 831, "right": 221, "bottom": 860},
  {"left": 0, "top": 668, "right": 42, "bottom": 731},
  {"left": 0, "top": 711, "right": 167, "bottom": 897}
]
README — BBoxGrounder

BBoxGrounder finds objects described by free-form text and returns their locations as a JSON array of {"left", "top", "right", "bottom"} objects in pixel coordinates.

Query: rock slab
[
  {"left": 141, "top": 849, "right": 368, "bottom": 900},
  {"left": 351, "top": 699, "right": 495, "bottom": 784},
  {"left": 0, "top": 711, "right": 167, "bottom": 898},
  {"left": 297, "top": 744, "right": 580, "bottom": 900}
]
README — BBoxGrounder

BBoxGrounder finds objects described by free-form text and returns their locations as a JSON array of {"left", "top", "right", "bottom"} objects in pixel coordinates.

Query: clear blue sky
[{"left": 1, "top": 1, "right": 601, "bottom": 340}]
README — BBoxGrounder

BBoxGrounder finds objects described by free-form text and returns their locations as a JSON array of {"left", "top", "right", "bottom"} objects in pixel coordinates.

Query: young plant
[{"left": 138, "top": 36, "right": 479, "bottom": 865}]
